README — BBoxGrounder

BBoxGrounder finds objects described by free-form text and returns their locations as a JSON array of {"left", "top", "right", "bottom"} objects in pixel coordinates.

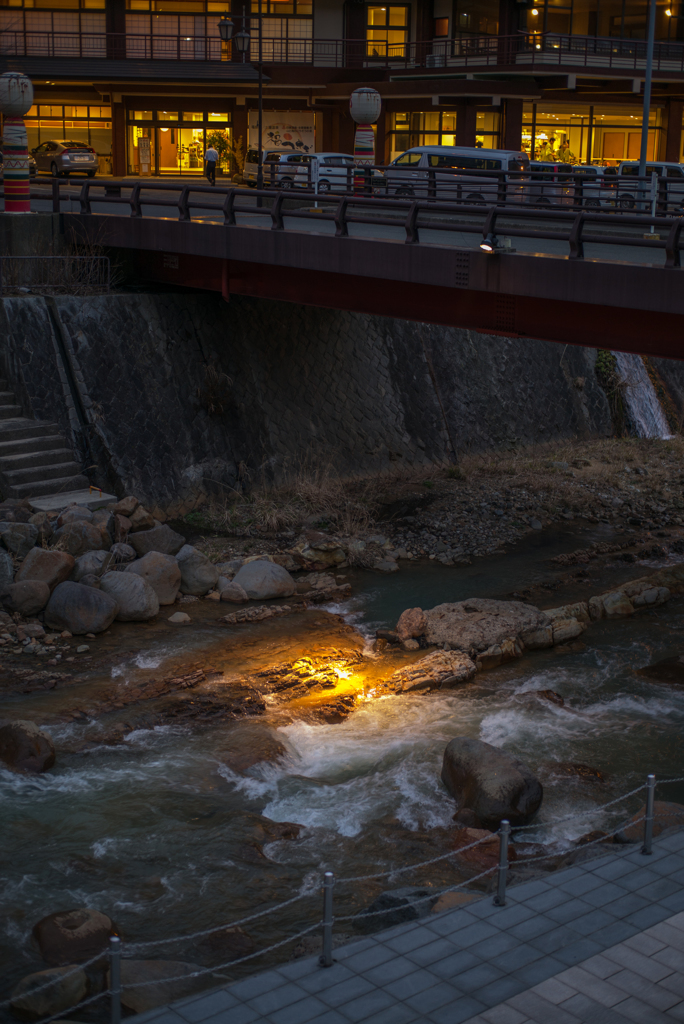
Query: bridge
[{"left": 17, "top": 180, "right": 684, "bottom": 358}]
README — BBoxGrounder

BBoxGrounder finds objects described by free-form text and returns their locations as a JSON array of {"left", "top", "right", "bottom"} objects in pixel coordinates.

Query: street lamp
[
  {"left": 219, "top": 7, "right": 263, "bottom": 194},
  {"left": 218, "top": 13, "right": 234, "bottom": 42}
]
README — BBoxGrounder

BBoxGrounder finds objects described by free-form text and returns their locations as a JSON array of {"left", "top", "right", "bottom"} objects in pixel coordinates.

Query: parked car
[
  {"left": 31, "top": 140, "right": 98, "bottom": 177},
  {"left": 244, "top": 148, "right": 294, "bottom": 187},
  {"left": 385, "top": 146, "right": 529, "bottom": 204},
  {"left": 0, "top": 144, "right": 36, "bottom": 179},
  {"left": 616, "top": 160, "right": 684, "bottom": 212},
  {"left": 570, "top": 164, "right": 618, "bottom": 207},
  {"left": 245, "top": 149, "right": 384, "bottom": 192}
]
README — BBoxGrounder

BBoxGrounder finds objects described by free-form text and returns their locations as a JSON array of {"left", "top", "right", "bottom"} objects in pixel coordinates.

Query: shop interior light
[
  {"left": 531, "top": 8, "right": 538, "bottom": 14},
  {"left": 480, "top": 232, "right": 500, "bottom": 253},
  {"left": 666, "top": 8, "right": 672, "bottom": 14}
]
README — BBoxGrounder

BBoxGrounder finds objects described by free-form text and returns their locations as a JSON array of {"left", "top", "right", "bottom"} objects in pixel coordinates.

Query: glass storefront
[
  {"left": 127, "top": 109, "right": 231, "bottom": 175},
  {"left": 23, "top": 103, "right": 112, "bottom": 172},
  {"left": 388, "top": 110, "right": 500, "bottom": 160},
  {"left": 522, "top": 103, "right": 662, "bottom": 164}
]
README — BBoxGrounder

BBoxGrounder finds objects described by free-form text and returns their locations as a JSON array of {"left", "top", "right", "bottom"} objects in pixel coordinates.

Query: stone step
[
  {"left": 0, "top": 391, "right": 17, "bottom": 404},
  {"left": 0, "top": 448, "right": 78, "bottom": 472},
  {"left": 8, "top": 473, "right": 90, "bottom": 499},
  {"left": 2, "top": 459, "right": 83, "bottom": 486},
  {"left": 30, "top": 487, "right": 117, "bottom": 511},
  {"left": 0, "top": 434, "right": 66, "bottom": 458},
  {"left": 0, "top": 404, "right": 24, "bottom": 420},
  {"left": 0, "top": 419, "right": 64, "bottom": 442}
]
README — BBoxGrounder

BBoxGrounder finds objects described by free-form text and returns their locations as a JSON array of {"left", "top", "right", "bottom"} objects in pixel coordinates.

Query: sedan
[
  {"left": 0, "top": 145, "right": 36, "bottom": 179},
  {"left": 32, "top": 140, "right": 98, "bottom": 178}
]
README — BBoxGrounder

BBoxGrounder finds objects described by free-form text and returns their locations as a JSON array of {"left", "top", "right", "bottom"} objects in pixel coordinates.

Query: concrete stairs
[{"left": 0, "top": 376, "right": 89, "bottom": 500}]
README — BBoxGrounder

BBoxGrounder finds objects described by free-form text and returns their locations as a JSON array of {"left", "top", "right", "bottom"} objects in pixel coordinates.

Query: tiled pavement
[{"left": 134, "top": 830, "right": 684, "bottom": 1024}]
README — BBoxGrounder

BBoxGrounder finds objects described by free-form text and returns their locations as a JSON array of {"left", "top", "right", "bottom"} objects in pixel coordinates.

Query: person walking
[{"left": 204, "top": 144, "right": 219, "bottom": 185}]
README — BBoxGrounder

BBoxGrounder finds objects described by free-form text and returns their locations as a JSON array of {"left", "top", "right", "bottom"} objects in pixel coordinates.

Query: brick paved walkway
[{"left": 134, "top": 830, "right": 684, "bottom": 1024}]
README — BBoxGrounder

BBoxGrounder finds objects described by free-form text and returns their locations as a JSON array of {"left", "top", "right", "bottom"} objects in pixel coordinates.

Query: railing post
[
  {"left": 493, "top": 819, "right": 510, "bottom": 906},
  {"left": 270, "top": 191, "right": 285, "bottom": 230},
  {"left": 223, "top": 189, "right": 237, "bottom": 226},
  {"left": 319, "top": 871, "right": 335, "bottom": 967},
  {"left": 665, "top": 217, "right": 683, "bottom": 267},
  {"left": 642, "top": 774, "right": 656, "bottom": 855},
  {"left": 569, "top": 211, "right": 586, "bottom": 259},
  {"left": 404, "top": 201, "right": 420, "bottom": 243},
  {"left": 109, "top": 935, "right": 121, "bottom": 1024},
  {"left": 130, "top": 183, "right": 142, "bottom": 218},
  {"left": 52, "top": 177, "right": 60, "bottom": 213},
  {"left": 334, "top": 197, "right": 349, "bottom": 237},
  {"left": 79, "top": 181, "right": 92, "bottom": 215},
  {"left": 178, "top": 185, "right": 191, "bottom": 222}
]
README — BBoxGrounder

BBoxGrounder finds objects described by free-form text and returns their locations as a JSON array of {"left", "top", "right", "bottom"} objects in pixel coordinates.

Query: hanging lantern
[{"left": 0, "top": 73, "right": 34, "bottom": 215}]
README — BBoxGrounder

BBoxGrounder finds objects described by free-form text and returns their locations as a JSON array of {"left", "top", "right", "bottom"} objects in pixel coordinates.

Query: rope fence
[{"left": 3, "top": 772, "right": 683, "bottom": 1024}]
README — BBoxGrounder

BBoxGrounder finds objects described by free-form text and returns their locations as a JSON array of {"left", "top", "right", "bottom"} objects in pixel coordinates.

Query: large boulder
[
  {"left": 126, "top": 552, "right": 181, "bottom": 605},
  {"left": 0, "top": 720, "right": 55, "bottom": 773},
  {"left": 423, "top": 598, "right": 550, "bottom": 656},
  {"left": 0, "top": 581, "right": 50, "bottom": 615},
  {"left": 33, "top": 909, "right": 115, "bottom": 966},
  {"left": 110, "top": 496, "right": 139, "bottom": 517},
  {"left": 0, "top": 549, "right": 13, "bottom": 588},
  {"left": 396, "top": 607, "right": 427, "bottom": 640},
  {"left": 109, "top": 542, "right": 136, "bottom": 566},
  {"left": 52, "top": 521, "right": 108, "bottom": 558},
  {"left": 45, "top": 581, "right": 119, "bottom": 635},
  {"left": 56, "top": 506, "right": 92, "bottom": 528},
  {"left": 16, "top": 548, "right": 75, "bottom": 591},
  {"left": 70, "top": 550, "right": 111, "bottom": 582},
  {"left": 28, "top": 511, "right": 53, "bottom": 546},
  {"left": 111, "top": 960, "right": 206, "bottom": 1014},
  {"left": 441, "top": 736, "right": 543, "bottom": 829},
  {"left": 129, "top": 523, "right": 185, "bottom": 557},
  {"left": 232, "top": 560, "right": 295, "bottom": 600},
  {"left": 386, "top": 650, "right": 477, "bottom": 693},
  {"left": 0, "top": 522, "right": 38, "bottom": 558},
  {"left": 128, "top": 506, "right": 155, "bottom": 532},
  {"left": 175, "top": 545, "right": 219, "bottom": 596},
  {"left": 100, "top": 571, "right": 159, "bottom": 621},
  {"left": 10, "top": 965, "right": 87, "bottom": 1021},
  {"left": 220, "top": 581, "right": 249, "bottom": 604}
]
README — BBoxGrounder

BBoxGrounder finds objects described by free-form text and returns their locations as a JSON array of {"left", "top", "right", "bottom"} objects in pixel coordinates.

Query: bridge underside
[{"left": 67, "top": 214, "right": 684, "bottom": 359}]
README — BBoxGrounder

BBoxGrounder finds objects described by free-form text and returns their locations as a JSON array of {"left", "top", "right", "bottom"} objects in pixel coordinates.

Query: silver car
[{"left": 32, "top": 140, "right": 98, "bottom": 178}]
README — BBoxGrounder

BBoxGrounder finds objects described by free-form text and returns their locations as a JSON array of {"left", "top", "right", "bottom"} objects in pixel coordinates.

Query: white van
[
  {"left": 616, "top": 161, "right": 684, "bottom": 212},
  {"left": 245, "top": 150, "right": 384, "bottom": 193},
  {"left": 243, "top": 148, "right": 296, "bottom": 187},
  {"left": 385, "top": 146, "right": 529, "bottom": 204}
]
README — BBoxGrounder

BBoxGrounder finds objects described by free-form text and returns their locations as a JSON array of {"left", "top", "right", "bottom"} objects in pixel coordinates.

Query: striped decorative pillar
[
  {"left": 2, "top": 116, "right": 30, "bottom": 213},
  {"left": 0, "top": 73, "right": 34, "bottom": 215},
  {"left": 349, "top": 88, "right": 381, "bottom": 196}
]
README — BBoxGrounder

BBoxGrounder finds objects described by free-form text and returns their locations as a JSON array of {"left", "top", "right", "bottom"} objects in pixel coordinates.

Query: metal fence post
[
  {"left": 110, "top": 935, "right": 121, "bottom": 1024},
  {"left": 52, "top": 177, "right": 60, "bottom": 214},
  {"left": 493, "top": 820, "right": 510, "bottom": 906},
  {"left": 642, "top": 774, "right": 656, "bottom": 855},
  {"left": 319, "top": 871, "right": 335, "bottom": 967}
]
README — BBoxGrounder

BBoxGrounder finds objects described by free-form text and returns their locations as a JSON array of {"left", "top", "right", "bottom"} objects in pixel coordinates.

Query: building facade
[{"left": 2, "top": 0, "right": 684, "bottom": 175}]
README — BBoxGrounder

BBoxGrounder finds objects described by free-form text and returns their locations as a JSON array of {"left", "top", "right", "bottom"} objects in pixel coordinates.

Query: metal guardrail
[
  {"left": 28, "top": 174, "right": 684, "bottom": 268},
  {"left": 0, "top": 254, "right": 111, "bottom": 296}
]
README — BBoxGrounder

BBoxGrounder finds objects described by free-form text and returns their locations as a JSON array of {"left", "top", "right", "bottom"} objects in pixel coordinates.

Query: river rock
[
  {"left": 422, "top": 598, "right": 550, "bottom": 656},
  {"left": 453, "top": 826, "right": 517, "bottom": 872},
  {"left": 100, "top": 571, "right": 159, "bottom": 621},
  {"left": 0, "top": 548, "right": 13, "bottom": 588},
  {"left": 475, "top": 638, "right": 524, "bottom": 671},
  {"left": 52, "top": 521, "right": 108, "bottom": 558},
  {"left": 193, "top": 925, "right": 255, "bottom": 964},
  {"left": 45, "top": 581, "right": 119, "bottom": 635},
  {"left": 176, "top": 545, "right": 219, "bottom": 596},
  {"left": 110, "top": 495, "right": 139, "bottom": 517},
  {"left": 219, "top": 581, "right": 249, "bottom": 603},
  {"left": 80, "top": 574, "right": 101, "bottom": 589},
  {"left": 129, "top": 523, "right": 185, "bottom": 557},
  {"left": 618, "top": 800, "right": 684, "bottom": 842},
  {"left": 0, "top": 581, "right": 50, "bottom": 615},
  {"left": 91, "top": 510, "right": 115, "bottom": 544},
  {"left": 56, "top": 506, "right": 92, "bottom": 528},
  {"left": 70, "top": 550, "right": 111, "bottom": 582},
  {"left": 232, "top": 560, "right": 295, "bottom": 600},
  {"left": 28, "top": 511, "right": 54, "bottom": 546},
  {"left": 441, "top": 736, "right": 543, "bottom": 828},
  {"left": 110, "top": 542, "right": 136, "bottom": 565},
  {"left": 126, "top": 552, "right": 181, "bottom": 605},
  {"left": 0, "top": 521, "right": 38, "bottom": 558},
  {"left": 111, "top": 960, "right": 207, "bottom": 1013},
  {"left": 33, "top": 909, "right": 114, "bottom": 966},
  {"left": 386, "top": 650, "right": 477, "bottom": 693},
  {"left": 16, "top": 548, "right": 75, "bottom": 590},
  {"left": 168, "top": 611, "right": 191, "bottom": 624},
  {"left": 396, "top": 607, "right": 427, "bottom": 640},
  {"left": 128, "top": 506, "right": 155, "bottom": 532},
  {"left": 551, "top": 618, "right": 586, "bottom": 644},
  {"left": 10, "top": 965, "right": 87, "bottom": 1021},
  {"left": 0, "top": 719, "right": 55, "bottom": 773},
  {"left": 543, "top": 601, "right": 590, "bottom": 624},
  {"left": 353, "top": 888, "right": 436, "bottom": 934}
]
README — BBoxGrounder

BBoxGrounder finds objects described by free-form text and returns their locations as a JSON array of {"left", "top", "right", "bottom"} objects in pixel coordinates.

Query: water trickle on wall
[{"left": 612, "top": 352, "right": 673, "bottom": 439}]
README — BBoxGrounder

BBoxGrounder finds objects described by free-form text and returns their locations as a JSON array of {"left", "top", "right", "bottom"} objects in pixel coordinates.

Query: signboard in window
[
  {"left": 139, "top": 135, "right": 151, "bottom": 174},
  {"left": 248, "top": 111, "right": 315, "bottom": 153}
]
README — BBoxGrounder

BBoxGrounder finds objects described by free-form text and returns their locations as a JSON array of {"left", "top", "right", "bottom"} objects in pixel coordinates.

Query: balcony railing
[{"left": 2, "top": 30, "right": 684, "bottom": 72}]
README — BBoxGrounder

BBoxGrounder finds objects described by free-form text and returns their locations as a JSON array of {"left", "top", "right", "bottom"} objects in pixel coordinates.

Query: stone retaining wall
[{"left": 0, "top": 292, "right": 614, "bottom": 514}]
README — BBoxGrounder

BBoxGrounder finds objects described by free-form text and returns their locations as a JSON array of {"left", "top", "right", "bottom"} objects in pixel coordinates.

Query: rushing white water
[{"left": 613, "top": 351, "right": 672, "bottom": 438}]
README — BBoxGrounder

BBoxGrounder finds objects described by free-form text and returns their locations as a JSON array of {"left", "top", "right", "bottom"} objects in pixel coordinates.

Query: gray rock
[
  {"left": 0, "top": 522, "right": 38, "bottom": 558},
  {"left": 441, "top": 736, "right": 543, "bottom": 829},
  {"left": 126, "top": 552, "right": 181, "bottom": 605},
  {"left": 16, "top": 548, "right": 74, "bottom": 591},
  {"left": 113, "top": 960, "right": 206, "bottom": 1014},
  {"left": 52, "top": 521, "right": 108, "bottom": 558},
  {"left": 91, "top": 509, "right": 115, "bottom": 547},
  {"left": 423, "top": 598, "right": 550, "bottom": 657},
  {"left": 168, "top": 611, "right": 191, "bottom": 624},
  {"left": 353, "top": 888, "right": 436, "bottom": 934},
  {"left": 33, "top": 908, "right": 114, "bottom": 966},
  {"left": 110, "top": 542, "right": 136, "bottom": 565},
  {"left": 175, "top": 545, "right": 219, "bottom": 596},
  {"left": 45, "top": 581, "right": 119, "bottom": 635},
  {"left": 10, "top": 965, "right": 87, "bottom": 1021},
  {"left": 28, "top": 511, "right": 54, "bottom": 546},
  {"left": 70, "top": 550, "right": 111, "bottom": 582},
  {"left": 232, "top": 560, "right": 295, "bottom": 600},
  {"left": 220, "top": 581, "right": 249, "bottom": 603},
  {"left": 0, "top": 549, "right": 14, "bottom": 589},
  {"left": 0, "top": 720, "right": 55, "bottom": 773},
  {"left": 80, "top": 574, "right": 101, "bottom": 589},
  {"left": 56, "top": 506, "right": 92, "bottom": 528},
  {"left": 0, "top": 581, "right": 50, "bottom": 615},
  {"left": 100, "top": 571, "right": 159, "bottom": 621},
  {"left": 129, "top": 524, "right": 185, "bottom": 557},
  {"left": 215, "top": 559, "right": 244, "bottom": 577}
]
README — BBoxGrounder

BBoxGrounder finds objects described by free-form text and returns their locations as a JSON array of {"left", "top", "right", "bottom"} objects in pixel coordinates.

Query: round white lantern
[
  {"left": 0, "top": 73, "right": 34, "bottom": 117},
  {"left": 349, "top": 88, "right": 381, "bottom": 125}
]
